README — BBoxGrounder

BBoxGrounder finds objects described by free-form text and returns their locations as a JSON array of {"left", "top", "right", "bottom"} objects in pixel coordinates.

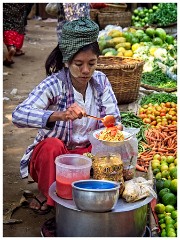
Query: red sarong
[
  {"left": 29, "top": 138, "right": 92, "bottom": 206},
  {"left": 3, "top": 30, "right": 24, "bottom": 49}
]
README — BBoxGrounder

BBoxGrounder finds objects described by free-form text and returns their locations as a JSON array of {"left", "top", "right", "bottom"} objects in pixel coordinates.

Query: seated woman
[{"left": 12, "top": 17, "right": 122, "bottom": 215}]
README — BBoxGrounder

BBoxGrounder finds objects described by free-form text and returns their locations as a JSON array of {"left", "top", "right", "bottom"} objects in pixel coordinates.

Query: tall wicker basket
[
  {"left": 96, "top": 56, "right": 144, "bottom": 104},
  {"left": 98, "top": 11, "right": 132, "bottom": 29},
  {"left": 99, "top": 3, "right": 127, "bottom": 12}
]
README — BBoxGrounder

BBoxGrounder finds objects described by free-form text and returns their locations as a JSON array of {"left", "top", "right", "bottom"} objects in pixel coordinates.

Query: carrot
[{"left": 136, "top": 164, "right": 146, "bottom": 172}]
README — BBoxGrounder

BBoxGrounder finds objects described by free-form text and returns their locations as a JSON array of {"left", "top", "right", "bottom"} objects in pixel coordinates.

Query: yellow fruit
[
  {"left": 116, "top": 51, "right": 124, "bottom": 57},
  {"left": 112, "top": 37, "right": 126, "bottom": 44},
  {"left": 131, "top": 43, "right": 140, "bottom": 52},
  {"left": 124, "top": 42, "right": 131, "bottom": 50},
  {"left": 124, "top": 50, "right": 133, "bottom": 57},
  {"left": 108, "top": 30, "right": 123, "bottom": 38},
  {"left": 149, "top": 46, "right": 159, "bottom": 56},
  {"left": 117, "top": 47, "right": 126, "bottom": 53}
]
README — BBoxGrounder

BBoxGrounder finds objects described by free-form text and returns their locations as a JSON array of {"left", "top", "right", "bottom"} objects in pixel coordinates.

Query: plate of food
[{"left": 93, "top": 126, "right": 133, "bottom": 147}]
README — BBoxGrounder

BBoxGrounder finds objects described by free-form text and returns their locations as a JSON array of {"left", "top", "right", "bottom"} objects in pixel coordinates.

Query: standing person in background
[
  {"left": 3, "top": 3, "right": 27, "bottom": 66},
  {"left": 56, "top": 3, "right": 90, "bottom": 41}
]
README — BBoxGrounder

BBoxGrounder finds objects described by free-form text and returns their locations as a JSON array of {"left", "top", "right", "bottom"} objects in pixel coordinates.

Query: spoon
[{"left": 86, "top": 114, "right": 116, "bottom": 127}]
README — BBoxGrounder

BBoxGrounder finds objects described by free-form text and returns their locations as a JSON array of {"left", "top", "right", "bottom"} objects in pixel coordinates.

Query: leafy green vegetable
[
  {"left": 140, "top": 92, "right": 177, "bottom": 105},
  {"left": 141, "top": 65, "right": 177, "bottom": 89},
  {"left": 148, "top": 3, "right": 177, "bottom": 26}
]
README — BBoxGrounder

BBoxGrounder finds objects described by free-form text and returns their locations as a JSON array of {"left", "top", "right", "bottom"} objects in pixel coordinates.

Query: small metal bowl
[{"left": 72, "top": 179, "right": 120, "bottom": 212}]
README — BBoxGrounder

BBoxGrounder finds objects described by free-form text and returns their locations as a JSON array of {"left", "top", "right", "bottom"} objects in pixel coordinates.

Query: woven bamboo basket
[
  {"left": 99, "top": 3, "right": 127, "bottom": 12},
  {"left": 140, "top": 83, "right": 177, "bottom": 93},
  {"left": 98, "top": 11, "right": 132, "bottom": 29},
  {"left": 96, "top": 56, "right": 145, "bottom": 104},
  {"left": 90, "top": 9, "right": 99, "bottom": 23}
]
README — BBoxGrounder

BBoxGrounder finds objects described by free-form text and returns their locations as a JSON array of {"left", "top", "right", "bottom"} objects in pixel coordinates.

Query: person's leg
[
  {"left": 14, "top": 33, "right": 25, "bottom": 56},
  {"left": 29, "top": 138, "right": 69, "bottom": 210},
  {"left": 3, "top": 30, "right": 16, "bottom": 65}
]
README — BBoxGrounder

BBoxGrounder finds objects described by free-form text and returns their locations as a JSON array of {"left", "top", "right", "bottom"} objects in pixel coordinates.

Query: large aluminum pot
[{"left": 49, "top": 182, "right": 153, "bottom": 237}]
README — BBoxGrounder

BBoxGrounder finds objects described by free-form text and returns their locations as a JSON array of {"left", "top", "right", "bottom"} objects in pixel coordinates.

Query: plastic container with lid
[{"left": 55, "top": 154, "right": 92, "bottom": 200}]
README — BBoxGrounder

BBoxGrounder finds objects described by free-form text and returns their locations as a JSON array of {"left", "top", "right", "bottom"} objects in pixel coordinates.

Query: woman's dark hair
[
  {"left": 45, "top": 41, "right": 100, "bottom": 76},
  {"left": 45, "top": 44, "right": 64, "bottom": 76}
]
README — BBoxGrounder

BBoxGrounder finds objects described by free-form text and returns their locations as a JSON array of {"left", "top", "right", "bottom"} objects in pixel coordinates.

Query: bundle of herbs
[
  {"left": 148, "top": 3, "right": 177, "bottom": 26},
  {"left": 140, "top": 65, "right": 177, "bottom": 89}
]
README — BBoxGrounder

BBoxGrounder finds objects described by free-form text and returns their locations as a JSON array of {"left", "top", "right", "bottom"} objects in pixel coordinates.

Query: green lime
[
  {"left": 165, "top": 223, "right": 174, "bottom": 230},
  {"left": 163, "top": 179, "right": 171, "bottom": 189},
  {"left": 155, "top": 203, "right": 165, "bottom": 214},
  {"left": 165, "top": 205, "right": 175, "bottom": 213},
  {"left": 161, "top": 231, "right": 167, "bottom": 237},
  {"left": 174, "top": 222, "right": 177, "bottom": 229},
  {"left": 155, "top": 172, "right": 162, "bottom": 180},
  {"left": 165, "top": 217, "right": 175, "bottom": 225},
  {"left": 169, "top": 179, "right": 177, "bottom": 194},
  {"left": 162, "top": 193, "right": 177, "bottom": 206},
  {"left": 160, "top": 223, "right": 166, "bottom": 230},
  {"left": 153, "top": 168, "right": 160, "bottom": 175},
  {"left": 167, "top": 230, "right": 176, "bottom": 237},
  {"left": 158, "top": 213, "right": 165, "bottom": 219},
  {"left": 159, "top": 218, "right": 165, "bottom": 224},
  {"left": 171, "top": 210, "right": 177, "bottom": 220},
  {"left": 169, "top": 167, "right": 177, "bottom": 180},
  {"left": 156, "top": 179, "right": 165, "bottom": 192},
  {"left": 158, "top": 188, "right": 171, "bottom": 199},
  {"left": 161, "top": 170, "right": 170, "bottom": 179}
]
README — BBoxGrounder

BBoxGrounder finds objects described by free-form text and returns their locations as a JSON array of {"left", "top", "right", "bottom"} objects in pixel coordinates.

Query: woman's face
[{"left": 68, "top": 49, "right": 98, "bottom": 86}]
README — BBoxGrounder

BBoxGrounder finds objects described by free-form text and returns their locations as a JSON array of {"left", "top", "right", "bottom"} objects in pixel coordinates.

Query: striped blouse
[{"left": 12, "top": 68, "right": 120, "bottom": 178}]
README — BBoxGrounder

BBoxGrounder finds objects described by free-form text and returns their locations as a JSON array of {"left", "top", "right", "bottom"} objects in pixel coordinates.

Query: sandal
[
  {"left": 23, "top": 190, "right": 52, "bottom": 215},
  {"left": 3, "top": 59, "right": 15, "bottom": 66},
  {"left": 41, "top": 217, "right": 56, "bottom": 237},
  {"left": 14, "top": 50, "right": 25, "bottom": 56}
]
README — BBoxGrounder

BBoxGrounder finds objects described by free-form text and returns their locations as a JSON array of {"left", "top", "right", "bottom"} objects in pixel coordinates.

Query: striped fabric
[{"left": 12, "top": 68, "right": 120, "bottom": 178}]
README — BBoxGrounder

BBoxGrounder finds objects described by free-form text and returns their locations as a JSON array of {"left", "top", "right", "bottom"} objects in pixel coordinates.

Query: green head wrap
[{"left": 59, "top": 17, "right": 99, "bottom": 63}]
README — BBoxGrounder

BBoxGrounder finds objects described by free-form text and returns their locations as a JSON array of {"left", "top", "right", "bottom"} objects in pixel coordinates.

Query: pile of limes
[{"left": 152, "top": 153, "right": 177, "bottom": 237}]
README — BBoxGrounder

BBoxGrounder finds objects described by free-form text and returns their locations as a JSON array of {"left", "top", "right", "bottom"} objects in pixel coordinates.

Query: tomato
[
  {"left": 143, "top": 118, "right": 151, "bottom": 124},
  {"left": 171, "top": 116, "right": 177, "bottom": 121},
  {"left": 154, "top": 110, "right": 160, "bottom": 116},
  {"left": 165, "top": 102, "right": 171, "bottom": 108},
  {"left": 168, "top": 110, "right": 176, "bottom": 116},
  {"left": 150, "top": 120, "right": 157, "bottom": 126},
  {"left": 160, "top": 112, "right": 166, "bottom": 117}
]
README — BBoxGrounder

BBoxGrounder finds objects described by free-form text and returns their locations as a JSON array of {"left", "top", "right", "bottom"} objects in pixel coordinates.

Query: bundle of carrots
[{"left": 136, "top": 124, "right": 177, "bottom": 172}]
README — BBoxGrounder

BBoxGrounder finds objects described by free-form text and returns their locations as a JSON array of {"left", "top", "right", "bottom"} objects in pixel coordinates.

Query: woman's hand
[
  {"left": 64, "top": 102, "right": 86, "bottom": 120},
  {"left": 116, "top": 124, "right": 123, "bottom": 131},
  {"left": 48, "top": 102, "right": 86, "bottom": 123}
]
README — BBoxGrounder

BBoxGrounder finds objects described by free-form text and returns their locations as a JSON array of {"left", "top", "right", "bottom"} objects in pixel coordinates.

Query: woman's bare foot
[
  {"left": 29, "top": 192, "right": 48, "bottom": 211},
  {"left": 7, "top": 46, "right": 16, "bottom": 62},
  {"left": 15, "top": 49, "right": 25, "bottom": 56}
]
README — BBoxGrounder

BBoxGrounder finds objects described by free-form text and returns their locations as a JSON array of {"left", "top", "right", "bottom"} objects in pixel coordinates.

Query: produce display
[
  {"left": 131, "top": 3, "right": 177, "bottom": 28},
  {"left": 152, "top": 154, "right": 177, "bottom": 237},
  {"left": 96, "top": 5, "right": 178, "bottom": 236}
]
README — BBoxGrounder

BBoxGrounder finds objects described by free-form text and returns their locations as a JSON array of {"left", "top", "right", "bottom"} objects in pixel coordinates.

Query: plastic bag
[
  {"left": 89, "top": 127, "right": 139, "bottom": 169},
  {"left": 45, "top": 3, "right": 59, "bottom": 17},
  {"left": 122, "top": 177, "right": 157, "bottom": 202}
]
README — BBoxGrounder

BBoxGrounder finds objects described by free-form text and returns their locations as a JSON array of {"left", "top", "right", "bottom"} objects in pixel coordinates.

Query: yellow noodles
[{"left": 98, "top": 128, "right": 125, "bottom": 142}]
